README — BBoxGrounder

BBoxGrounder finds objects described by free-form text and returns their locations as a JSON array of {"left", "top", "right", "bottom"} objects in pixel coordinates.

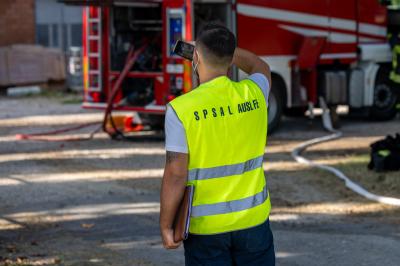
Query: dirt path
[{"left": 0, "top": 96, "right": 399, "bottom": 265}]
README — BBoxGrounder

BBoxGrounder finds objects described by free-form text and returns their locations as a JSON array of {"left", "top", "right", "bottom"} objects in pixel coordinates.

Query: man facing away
[{"left": 160, "top": 24, "right": 275, "bottom": 265}]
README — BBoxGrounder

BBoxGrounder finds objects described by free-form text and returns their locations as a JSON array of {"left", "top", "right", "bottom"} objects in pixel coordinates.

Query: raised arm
[{"left": 232, "top": 47, "right": 271, "bottom": 86}]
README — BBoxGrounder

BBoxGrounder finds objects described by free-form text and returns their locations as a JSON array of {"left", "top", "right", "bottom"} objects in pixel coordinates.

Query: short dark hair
[{"left": 196, "top": 23, "right": 236, "bottom": 68}]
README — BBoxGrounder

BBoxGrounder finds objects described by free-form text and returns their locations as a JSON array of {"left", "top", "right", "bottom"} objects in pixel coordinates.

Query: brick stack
[
  {"left": 0, "top": 0, "right": 35, "bottom": 47},
  {"left": 0, "top": 45, "right": 66, "bottom": 86}
]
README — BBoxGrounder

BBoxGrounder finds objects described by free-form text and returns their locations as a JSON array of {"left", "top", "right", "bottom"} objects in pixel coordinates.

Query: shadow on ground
[{"left": 0, "top": 100, "right": 399, "bottom": 265}]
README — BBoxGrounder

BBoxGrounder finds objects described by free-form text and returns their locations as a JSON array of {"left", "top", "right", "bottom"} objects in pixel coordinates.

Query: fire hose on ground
[
  {"left": 291, "top": 97, "right": 400, "bottom": 206},
  {"left": 16, "top": 44, "right": 148, "bottom": 142}
]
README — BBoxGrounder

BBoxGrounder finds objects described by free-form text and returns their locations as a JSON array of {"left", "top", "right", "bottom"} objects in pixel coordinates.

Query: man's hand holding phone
[{"left": 173, "top": 40, "right": 195, "bottom": 61}]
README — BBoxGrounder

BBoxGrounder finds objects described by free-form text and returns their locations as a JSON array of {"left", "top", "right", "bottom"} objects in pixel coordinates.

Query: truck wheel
[
  {"left": 370, "top": 67, "right": 399, "bottom": 121},
  {"left": 140, "top": 113, "right": 165, "bottom": 130},
  {"left": 284, "top": 107, "right": 307, "bottom": 117},
  {"left": 268, "top": 78, "right": 284, "bottom": 133}
]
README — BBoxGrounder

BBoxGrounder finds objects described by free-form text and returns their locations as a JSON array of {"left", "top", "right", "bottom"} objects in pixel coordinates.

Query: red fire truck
[{"left": 64, "top": 0, "right": 399, "bottom": 132}]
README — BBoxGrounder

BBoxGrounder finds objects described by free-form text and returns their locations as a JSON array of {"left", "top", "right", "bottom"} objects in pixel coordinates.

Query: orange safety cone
[
  {"left": 124, "top": 116, "right": 144, "bottom": 132},
  {"left": 105, "top": 115, "right": 126, "bottom": 134}
]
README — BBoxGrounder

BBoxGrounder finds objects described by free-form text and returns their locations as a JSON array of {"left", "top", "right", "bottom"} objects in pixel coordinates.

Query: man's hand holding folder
[
  {"left": 173, "top": 185, "right": 194, "bottom": 242},
  {"left": 160, "top": 151, "right": 190, "bottom": 249},
  {"left": 161, "top": 185, "right": 193, "bottom": 249}
]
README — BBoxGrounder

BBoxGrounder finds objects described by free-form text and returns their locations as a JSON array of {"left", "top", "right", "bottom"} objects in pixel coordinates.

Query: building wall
[
  {"left": 36, "top": 0, "right": 83, "bottom": 51},
  {"left": 0, "top": 0, "right": 36, "bottom": 46}
]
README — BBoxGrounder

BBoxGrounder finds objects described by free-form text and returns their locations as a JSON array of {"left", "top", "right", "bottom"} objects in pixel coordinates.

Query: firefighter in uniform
[
  {"left": 160, "top": 24, "right": 275, "bottom": 265},
  {"left": 384, "top": 0, "right": 400, "bottom": 86},
  {"left": 389, "top": 32, "right": 400, "bottom": 85}
]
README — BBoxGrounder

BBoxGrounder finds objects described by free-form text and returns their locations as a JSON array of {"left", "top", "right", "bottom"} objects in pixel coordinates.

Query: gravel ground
[{"left": 0, "top": 96, "right": 399, "bottom": 266}]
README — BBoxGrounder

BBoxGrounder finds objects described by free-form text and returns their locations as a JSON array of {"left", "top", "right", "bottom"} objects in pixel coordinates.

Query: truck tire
[
  {"left": 284, "top": 107, "right": 307, "bottom": 117},
  {"left": 268, "top": 77, "right": 284, "bottom": 133},
  {"left": 140, "top": 113, "right": 165, "bottom": 130},
  {"left": 370, "top": 66, "right": 399, "bottom": 121}
]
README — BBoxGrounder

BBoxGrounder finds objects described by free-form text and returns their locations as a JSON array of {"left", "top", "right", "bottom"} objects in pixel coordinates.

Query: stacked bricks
[{"left": 0, "top": 0, "right": 35, "bottom": 47}]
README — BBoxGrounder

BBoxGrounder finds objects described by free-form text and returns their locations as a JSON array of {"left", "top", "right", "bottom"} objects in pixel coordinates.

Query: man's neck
[{"left": 200, "top": 70, "right": 227, "bottom": 84}]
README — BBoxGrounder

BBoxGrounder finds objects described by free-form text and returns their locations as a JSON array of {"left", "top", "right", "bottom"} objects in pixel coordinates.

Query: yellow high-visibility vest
[
  {"left": 390, "top": 45, "right": 400, "bottom": 84},
  {"left": 170, "top": 76, "right": 271, "bottom": 235},
  {"left": 391, "top": 0, "right": 400, "bottom": 8}
]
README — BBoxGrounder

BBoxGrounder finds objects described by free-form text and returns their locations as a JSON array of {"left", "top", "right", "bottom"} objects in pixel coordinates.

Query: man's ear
[{"left": 195, "top": 50, "right": 200, "bottom": 64}]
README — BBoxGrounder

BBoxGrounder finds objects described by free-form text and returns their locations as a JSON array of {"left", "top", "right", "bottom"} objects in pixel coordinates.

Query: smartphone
[{"left": 173, "top": 40, "right": 195, "bottom": 61}]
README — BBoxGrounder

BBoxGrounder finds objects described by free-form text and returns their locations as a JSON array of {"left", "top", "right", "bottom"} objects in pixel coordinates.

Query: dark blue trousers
[{"left": 183, "top": 219, "right": 275, "bottom": 266}]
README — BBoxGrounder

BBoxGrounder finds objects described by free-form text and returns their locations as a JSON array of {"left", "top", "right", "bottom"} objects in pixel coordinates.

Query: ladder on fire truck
[{"left": 86, "top": 7, "right": 102, "bottom": 93}]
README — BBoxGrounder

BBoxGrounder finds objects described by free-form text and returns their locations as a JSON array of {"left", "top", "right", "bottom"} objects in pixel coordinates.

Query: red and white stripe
[{"left": 237, "top": 3, "right": 386, "bottom": 44}]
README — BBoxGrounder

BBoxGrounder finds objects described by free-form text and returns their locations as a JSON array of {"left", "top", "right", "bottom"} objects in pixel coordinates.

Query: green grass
[
  {"left": 60, "top": 97, "right": 82, "bottom": 104},
  {"left": 26, "top": 89, "right": 83, "bottom": 105},
  {"left": 331, "top": 154, "right": 400, "bottom": 198}
]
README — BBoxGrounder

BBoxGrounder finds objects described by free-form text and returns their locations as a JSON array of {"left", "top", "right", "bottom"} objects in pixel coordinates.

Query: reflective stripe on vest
[
  {"left": 391, "top": 45, "right": 400, "bottom": 84},
  {"left": 170, "top": 76, "right": 271, "bottom": 235},
  {"left": 188, "top": 155, "right": 264, "bottom": 181},
  {"left": 191, "top": 185, "right": 268, "bottom": 217}
]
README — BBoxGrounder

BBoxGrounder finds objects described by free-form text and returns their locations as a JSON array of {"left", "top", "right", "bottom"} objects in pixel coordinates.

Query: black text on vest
[
  {"left": 193, "top": 106, "right": 234, "bottom": 121},
  {"left": 238, "top": 99, "right": 260, "bottom": 113},
  {"left": 193, "top": 99, "right": 259, "bottom": 121}
]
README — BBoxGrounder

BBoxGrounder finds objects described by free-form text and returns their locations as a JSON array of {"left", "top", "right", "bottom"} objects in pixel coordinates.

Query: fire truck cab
[{"left": 64, "top": 0, "right": 399, "bottom": 132}]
